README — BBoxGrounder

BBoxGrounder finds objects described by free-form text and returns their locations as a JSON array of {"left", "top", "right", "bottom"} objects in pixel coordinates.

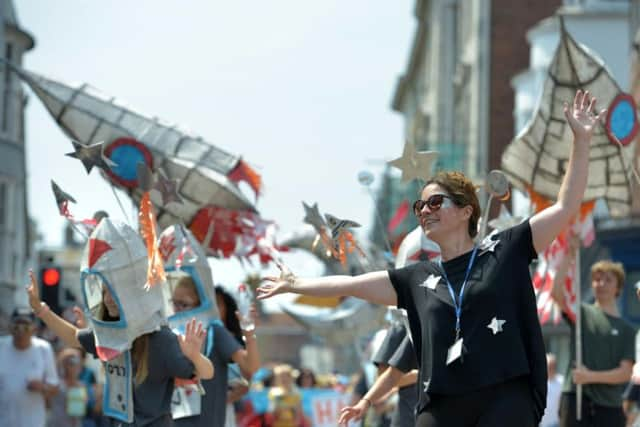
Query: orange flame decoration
[
  {"left": 228, "top": 159, "right": 262, "bottom": 199},
  {"left": 139, "top": 192, "right": 166, "bottom": 289},
  {"left": 336, "top": 231, "right": 366, "bottom": 268},
  {"left": 526, "top": 185, "right": 595, "bottom": 219}
]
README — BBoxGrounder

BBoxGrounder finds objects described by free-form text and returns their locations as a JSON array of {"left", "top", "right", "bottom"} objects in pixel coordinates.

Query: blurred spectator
[
  {"left": 267, "top": 364, "right": 305, "bottom": 427},
  {"left": 0, "top": 307, "right": 59, "bottom": 427},
  {"left": 47, "top": 348, "right": 88, "bottom": 427},
  {"left": 295, "top": 368, "right": 316, "bottom": 389},
  {"left": 541, "top": 353, "right": 563, "bottom": 427}
]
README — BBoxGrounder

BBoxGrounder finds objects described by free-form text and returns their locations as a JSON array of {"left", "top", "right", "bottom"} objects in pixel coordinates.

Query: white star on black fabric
[
  {"left": 479, "top": 235, "right": 500, "bottom": 255},
  {"left": 487, "top": 317, "right": 506, "bottom": 335},
  {"left": 154, "top": 170, "right": 183, "bottom": 206},
  {"left": 419, "top": 274, "right": 441, "bottom": 290},
  {"left": 423, "top": 380, "right": 430, "bottom": 392},
  {"left": 65, "top": 140, "right": 116, "bottom": 174}
]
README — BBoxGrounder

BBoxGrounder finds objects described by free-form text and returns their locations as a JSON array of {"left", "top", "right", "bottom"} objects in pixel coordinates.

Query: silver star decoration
[
  {"left": 488, "top": 205, "right": 523, "bottom": 232},
  {"left": 419, "top": 274, "right": 441, "bottom": 290},
  {"left": 324, "top": 213, "right": 360, "bottom": 240},
  {"left": 51, "top": 180, "right": 76, "bottom": 208},
  {"left": 154, "top": 170, "right": 183, "bottom": 206},
  {"left": 487, "top": 317, "right": 506, "bottom": 335},
  {"left": 479, "top": 235, "right": 500, "bottom": 255},
  {"left": 65, "top": 140, "right": 116, "bottom": 174},
  {"left": 388, "top": 140, "right": 438, "bottom": 183},
  {"left": 612, "top": 328, "right": 619, "bottom": 336},
  {"left": 423, "top": 380, "right": 430, "bottom": 392},
  {"left": 302, "top": 201, "right": 327, "bottom": 233}
]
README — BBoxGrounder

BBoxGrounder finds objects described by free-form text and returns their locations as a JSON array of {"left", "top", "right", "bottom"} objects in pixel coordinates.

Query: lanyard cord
[{"left": 440, "top": 246, "right": 479, "bottom": 339}]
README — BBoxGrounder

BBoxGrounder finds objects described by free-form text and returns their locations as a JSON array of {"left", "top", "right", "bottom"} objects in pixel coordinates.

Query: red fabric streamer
[{"left": 228, "top": 159, "right": 262, "bottom": 199}]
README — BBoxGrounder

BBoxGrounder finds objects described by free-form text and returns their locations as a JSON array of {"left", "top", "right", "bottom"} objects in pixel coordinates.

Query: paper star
[
  {"left": 423, "top": 380, "right": 430, "bottom": 392},
  {"left": 154, "top": 170, "right": 183, "bottom": 206},
  {"left": 388, "top": 140, "right": 438, "bottom": 183},
  {"left": 324, "top": 213, "right": 360, "bottom": 240},
  {"left": 487, "top": 317, "right": 506, "bottom": 335},
  {"left": 302, "top": 202, "right": 326, "bottom": 232},
  {"left": 65, "top": 140, "right": 116, "bottom": 174},
  {"left": 51, "top": 180, "right": 76, "bottom": 208},
  {"left": 479, "top": 236, "right": 500, "bottom": 255},
  {"left": 419, "top": 274, "right": 441, "bottom": 290}
]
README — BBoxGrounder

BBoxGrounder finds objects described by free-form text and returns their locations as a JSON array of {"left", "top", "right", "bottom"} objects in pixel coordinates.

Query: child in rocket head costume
[
  {"left": 27, "top": 218, "right": 214, "bottom": 426},
  {"left": 159, "top": 224, "right": 261, "bottom": 427}
]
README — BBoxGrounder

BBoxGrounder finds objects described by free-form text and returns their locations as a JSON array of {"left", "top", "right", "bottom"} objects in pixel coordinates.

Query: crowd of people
[{"left": 1, "top": 89, "right": 640, "bottom": 427}]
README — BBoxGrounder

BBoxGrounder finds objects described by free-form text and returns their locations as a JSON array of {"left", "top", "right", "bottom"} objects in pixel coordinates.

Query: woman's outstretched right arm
[
  {"left": 26, "top": 270, "right": 82, "bottom": 348},
  {"left": 257, "top": 264, "right": 397, "bottom": 306}
]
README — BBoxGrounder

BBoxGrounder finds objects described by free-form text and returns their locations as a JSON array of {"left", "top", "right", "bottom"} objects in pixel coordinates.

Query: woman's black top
[{"left": 388, "top": 220, "right": 547, "bottom": 422}]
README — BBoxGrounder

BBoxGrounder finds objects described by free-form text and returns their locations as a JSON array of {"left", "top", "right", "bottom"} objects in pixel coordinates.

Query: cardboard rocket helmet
[
  {"left": 80, "top": 218, "right": 165, "bottom": 361},
  {"left": 158, "top": 224, "right": 220, "bottom": 329}
]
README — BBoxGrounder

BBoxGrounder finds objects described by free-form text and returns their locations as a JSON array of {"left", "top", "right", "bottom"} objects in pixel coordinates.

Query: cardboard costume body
[
  {"left": 80, "top": 218, "right": 166, "bottom": 422},
  {"left": 159, "top": 224, "right": 222, "bottom": 419}
]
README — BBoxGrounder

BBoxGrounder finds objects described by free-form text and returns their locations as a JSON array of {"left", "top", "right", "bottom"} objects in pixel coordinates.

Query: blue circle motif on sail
[
  {"left": 104, "top": 138, "right": 154, "bottom": 188},
  {"left": 605, "top": 93, "right": 639, "bottom": 146}
]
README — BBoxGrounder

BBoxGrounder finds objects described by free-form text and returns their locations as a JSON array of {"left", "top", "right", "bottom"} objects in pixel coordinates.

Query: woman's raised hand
[
  {"left": 563, "top": 90, "right": 606, "bottom": 142},
  {"left": 256, "top": 262, "right": 297, "bottom": 300},
  {"left": 178, "top": 318, "right": 206, "bottom": 360},
  {"left": 26, "top": 270, "right": 41, "bottom": 311}
]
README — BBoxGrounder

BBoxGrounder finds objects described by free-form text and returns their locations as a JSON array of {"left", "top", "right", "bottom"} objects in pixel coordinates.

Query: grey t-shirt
[
  {"left": 388, "top": 335, "right": 418, "bottom": 427},
  {"left": 78, "top": 327, "right": 195, "bottom": 427},
  {"left": 563, "top": 303, "right": 636, "bottom": 407},
  {"left": 174, "top": 323, "right": 242, "bottom": 427}
]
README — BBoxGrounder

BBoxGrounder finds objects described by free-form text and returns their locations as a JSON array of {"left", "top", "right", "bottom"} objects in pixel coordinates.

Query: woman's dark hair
[
  {"left": 215, "top": 286, "right": 244, "bottom": 346},
  {"left": 424, "top": 171, "right": 481, "bottom": 238}
]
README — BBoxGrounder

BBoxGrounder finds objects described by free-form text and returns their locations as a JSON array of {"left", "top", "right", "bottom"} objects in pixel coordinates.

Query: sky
[{"left": 18, "top": 0, "right": 414, "bottom": 289}]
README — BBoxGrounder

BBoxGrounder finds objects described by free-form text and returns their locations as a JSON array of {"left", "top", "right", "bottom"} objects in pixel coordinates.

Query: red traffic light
[{"left": 42, "top": 268, "right": 61, "bottom": 287}]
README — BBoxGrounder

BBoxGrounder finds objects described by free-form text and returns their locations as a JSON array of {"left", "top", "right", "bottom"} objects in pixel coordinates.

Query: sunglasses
[{"left": 413, "top": 194, "right": 454, "bottom": 216}]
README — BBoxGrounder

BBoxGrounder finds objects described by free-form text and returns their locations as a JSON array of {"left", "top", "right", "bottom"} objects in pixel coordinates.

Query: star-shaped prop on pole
[
  {"left": 302, "top": 202, "right": 327, "bottom": 232},
  {"left": 65, "top": 140, "right": 116, "bottom": 174},
  {"left": 388, "top": 140, "right": 438, "bottom": 183}
]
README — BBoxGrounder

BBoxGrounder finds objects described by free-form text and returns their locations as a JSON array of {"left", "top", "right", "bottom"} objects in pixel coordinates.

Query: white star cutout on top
[
  {"left": 487, "top": 317, "right": 506, "bottom": 335},
  {"left": 419, "top": 274, "right": 441, "bottom": 290},
  {"left": 423, "top": 380, "right": 430, "bottom": 392},
  {"left": 388, "top": 140, "right": 438, "bottom": 183},
  {"left": 479, "top": 235, "right": 500, "bottom": 255}
]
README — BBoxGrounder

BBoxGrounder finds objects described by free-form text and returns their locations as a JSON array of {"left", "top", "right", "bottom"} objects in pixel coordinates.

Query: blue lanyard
[{"left": 439, "top": 246, "right": 479, "bottom": 340}]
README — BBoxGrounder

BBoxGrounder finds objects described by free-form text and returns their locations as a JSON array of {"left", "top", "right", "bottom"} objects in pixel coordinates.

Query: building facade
[{"left": 0, "top": 1, "right": 34, "bottom": 319}]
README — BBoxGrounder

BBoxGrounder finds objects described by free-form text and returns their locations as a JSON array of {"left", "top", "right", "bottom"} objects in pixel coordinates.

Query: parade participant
[
  {"left": 47, "top": 348, "right": 89, "bottom": 427},
  {"left": 159, "top": 223, "right": 259, "bottom": 427},
  {"left": 170, "top": 277, "right": 259, "bottom": 427},
  {"left": 27, "top": 218, "right": 213, "bottom": 427},
  {"left": 0, "top": 307, "right": 59, "bottom": 427},
  {"left": 258, "top": 90, "right": 602, "bottom": 427},
  {"left": 551, "top": 254, "right": 635, "bottom": 427},
  {"left": 339, "top": 332, "right": 418, "bottom": 427}
]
